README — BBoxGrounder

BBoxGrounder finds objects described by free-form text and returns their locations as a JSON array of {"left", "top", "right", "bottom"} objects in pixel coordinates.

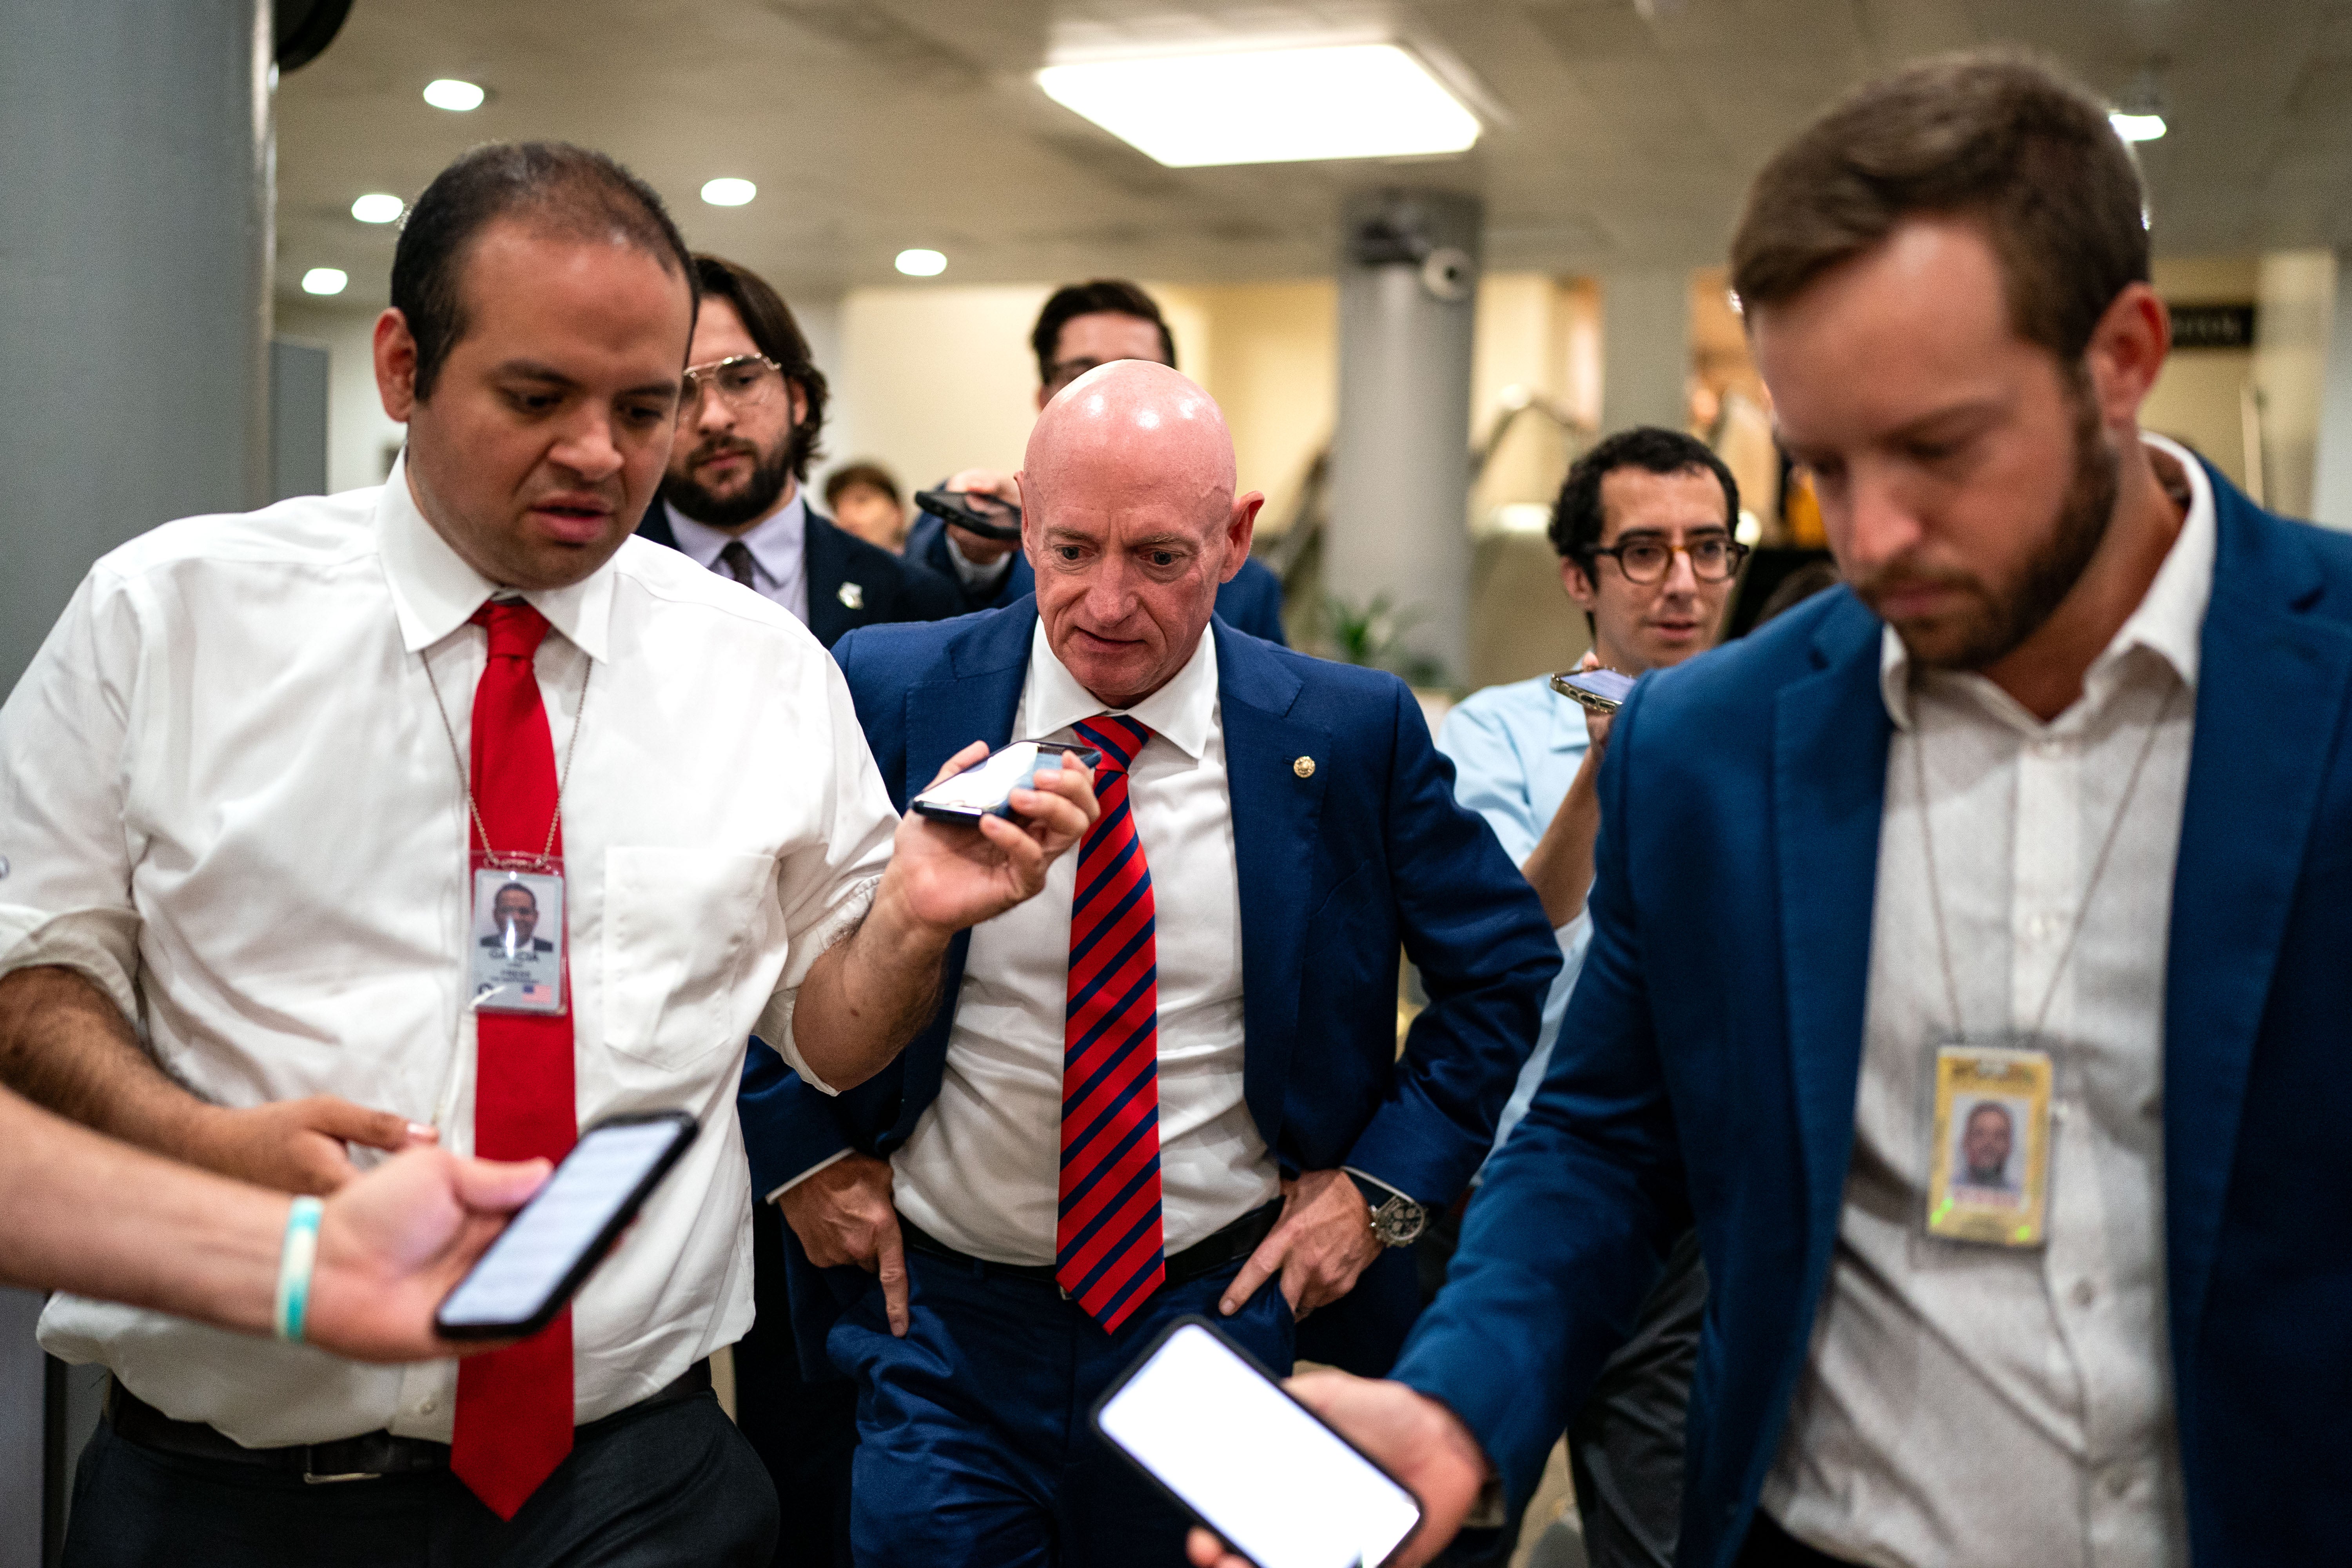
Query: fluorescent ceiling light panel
[
  {"left": 1036, "top": 44, "right": 1479, "bottom": 167},
  {"left": 423, "top": 78, "right": 485, "bottom": 112}
]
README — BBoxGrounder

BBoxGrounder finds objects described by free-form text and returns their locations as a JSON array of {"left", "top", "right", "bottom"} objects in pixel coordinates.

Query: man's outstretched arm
[
  {"left": 0, "top": 1082, "right": 545, "bottom": 1362},
  {"left": 0, "top": 965, "right": 431, "bottom": 1193}
]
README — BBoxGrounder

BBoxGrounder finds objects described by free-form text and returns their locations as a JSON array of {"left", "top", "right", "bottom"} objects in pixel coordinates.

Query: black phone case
[
  {"left": 434, "top": 1109, "right": 701, "bottom": 1341},
  {"left": 909, "top": 741, "right": 1103, "bottom": 826},
  {"left": 914, "top": 486, "right": 1023, "bottom": 541},
  {"left": 1086, "top": 1313, "right": 1426, "bottom": 1568}
]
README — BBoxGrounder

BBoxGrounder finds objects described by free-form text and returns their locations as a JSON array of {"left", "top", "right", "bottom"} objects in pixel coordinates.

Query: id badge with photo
[
  {"left": 469, "top": 859, "right": 568, "bottom": 1016},
  {"left": 1924, "top": 1040, "right": 2053, "bottom": 1248}
]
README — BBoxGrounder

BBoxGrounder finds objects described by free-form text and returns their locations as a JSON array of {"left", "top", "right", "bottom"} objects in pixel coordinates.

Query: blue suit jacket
[
  {"left": 904, "top": 510, "right": 1290, "bottom": 645},
  {"left": 1393, "top": 465, "right": 2352, "bottom": 1567},
  {"left": 740, "top": 601, "right": 1558, "bottom": 1372}
]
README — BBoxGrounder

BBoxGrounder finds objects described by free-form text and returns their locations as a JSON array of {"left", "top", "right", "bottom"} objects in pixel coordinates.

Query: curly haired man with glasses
[{"left": 1423, "top": 424, "right": 1740, "bottom": 1568}]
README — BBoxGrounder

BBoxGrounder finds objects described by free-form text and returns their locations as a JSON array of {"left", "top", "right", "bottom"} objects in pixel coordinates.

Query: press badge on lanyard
[
  {"left": 1907, "top": 684, "right": 2176, "bottom": 1251},
  {"left": 1924, "top": 1040, "right": 2053, "bottom": 1246},
  {"left": 423, "top": 628, "right": 593, "bottom": 1019},
  {"left": 469, "top": 859, "right": 569, "bottom": 1015}
]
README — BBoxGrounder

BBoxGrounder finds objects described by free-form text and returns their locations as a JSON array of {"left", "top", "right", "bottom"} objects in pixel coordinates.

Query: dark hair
[
  {"left": 1730, "top": 51, "right": 2147, "bottom": 364},
  {"left": 1548, "top": 426, "right": 1739, "bottom": 564},
  {"left": 694, "top": 254, "right": 829, "bottom": 483},
  {"left": 824, "top": 460, "right": 902, "bottom": 512},
  {"left": 1030, "top": 280, "right": 1177, "bottom": 384},
  {"left": 392, "top": 142, "right": 696, "bottom": 401}
]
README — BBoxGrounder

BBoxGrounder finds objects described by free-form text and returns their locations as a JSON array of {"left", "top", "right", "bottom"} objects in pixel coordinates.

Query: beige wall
[
  {"left": 2143, "top": 256, "right": 2259, "bottom": 492},
  {"left": 274, "top": 300, "right": 407, "bottom": 496}
]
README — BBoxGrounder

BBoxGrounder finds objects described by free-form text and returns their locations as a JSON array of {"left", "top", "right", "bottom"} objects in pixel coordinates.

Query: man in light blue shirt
[{"left": 1433, "top": 426, "right": 1744, "bottom": 1568}]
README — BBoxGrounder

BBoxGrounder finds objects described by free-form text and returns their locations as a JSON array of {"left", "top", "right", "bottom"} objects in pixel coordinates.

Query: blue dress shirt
[{"left": 1435, "top": 674, "right": 1593, "bottom": 1156}]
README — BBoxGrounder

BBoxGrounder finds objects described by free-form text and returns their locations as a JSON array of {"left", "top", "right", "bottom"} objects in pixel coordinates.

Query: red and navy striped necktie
[{"left": 1056, "top": 715, "right": 1165, "bottom": 1333}]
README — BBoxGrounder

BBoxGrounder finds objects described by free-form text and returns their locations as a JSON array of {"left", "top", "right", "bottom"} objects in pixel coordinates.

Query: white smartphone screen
[
  {"left": 1096, "top": 1322, "right": 1422, "bottom": 1568},
  {"left": 914, "top": 742, "right": 1049, "bottom": 813},
  {"left": 436, "top": 1119, "right": 684, "bottom": 1330}
]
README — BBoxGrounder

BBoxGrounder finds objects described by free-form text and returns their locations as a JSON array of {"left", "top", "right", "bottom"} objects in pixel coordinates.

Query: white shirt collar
[
  {"left": 1022, "top": 617, "right": 1219, "bottom": 761},
  {"left": 376, "top": 453, "right": 615, "bottom": 661},
  {"left": 1880, "top": 431, "right": 2215, "bottom": 731},
  {"left": 664, "top": 488, "right": 806, "bottom": 584}
]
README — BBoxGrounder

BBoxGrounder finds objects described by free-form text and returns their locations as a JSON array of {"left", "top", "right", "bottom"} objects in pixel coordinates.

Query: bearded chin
[
  {"left": 664, "top": 441, "right": 795, "bottom": 530},
  {"left": 1917, "top": 384, "right": 2120, "bottom": 673}
]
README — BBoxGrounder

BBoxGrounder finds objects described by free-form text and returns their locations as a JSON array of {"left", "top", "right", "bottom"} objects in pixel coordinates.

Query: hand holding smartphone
[
  {"left": 911, "top": 740, "right": 1101, "bottom": 826},
  {"left": 1550, "top": 666, "right": 1635, "bottom": 714},
  {"left": 435, "top": 1111, "right": 698, "bottom": 1340},
  {"left": 1094, "top": 1318, "right": 1423, "bottom": 1568}
]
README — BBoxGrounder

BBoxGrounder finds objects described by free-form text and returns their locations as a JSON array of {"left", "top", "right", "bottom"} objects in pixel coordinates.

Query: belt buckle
[{"left": 301, "top": 1445, "right": 383, "bottom": 1485}]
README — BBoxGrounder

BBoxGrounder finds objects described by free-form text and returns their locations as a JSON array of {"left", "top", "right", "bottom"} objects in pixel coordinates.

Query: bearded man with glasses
[
  {"left": 638, "top": 254, "right": 958, "bottom": 648},
  {"left": 1423, "top": 425, "right": 1741, "bottom": 1568}
]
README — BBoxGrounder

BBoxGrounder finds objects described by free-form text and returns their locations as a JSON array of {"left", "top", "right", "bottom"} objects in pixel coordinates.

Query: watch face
[{"left": 1372, "top": 1200, "right": 1427, "bottom": 1247}]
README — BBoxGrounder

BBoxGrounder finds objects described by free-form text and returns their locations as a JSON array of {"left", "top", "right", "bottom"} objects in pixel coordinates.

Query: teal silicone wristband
[{"left": 274, "top": 1195, "right": 325, "bottom": 1343}]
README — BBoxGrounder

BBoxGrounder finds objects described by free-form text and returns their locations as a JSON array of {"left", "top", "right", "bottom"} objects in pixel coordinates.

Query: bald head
[{"left": 1017, "top": 361, "right": 1264, "bottom": 708}]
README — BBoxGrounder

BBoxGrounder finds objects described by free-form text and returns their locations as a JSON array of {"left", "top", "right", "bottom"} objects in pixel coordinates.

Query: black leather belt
[
  {"left": 107, "top": 1358, "right": 711, "bottom": 1485},
  {"left": 898, "top": 1200, "right": 1281, "bottom": 1293}
]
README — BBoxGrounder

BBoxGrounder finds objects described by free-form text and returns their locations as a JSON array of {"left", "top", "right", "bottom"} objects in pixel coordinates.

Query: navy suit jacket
[
  {"left": 904, "top": 509, "right": 1290, "bottom": 645},
  {"left": 637, "top": 499, "right": 960, "bottom": 650},
  {"left": 740, "top": 601, "right": 1558, "bottom": 1372},
  {"left": 1393, "top": 464, "right": 2352, "bottom": 1567}
]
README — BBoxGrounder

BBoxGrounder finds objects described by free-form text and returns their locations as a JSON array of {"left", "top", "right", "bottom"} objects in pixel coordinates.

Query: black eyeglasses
[{"left": 1586, "top": 535, "right": 1748, "bottom": 584}]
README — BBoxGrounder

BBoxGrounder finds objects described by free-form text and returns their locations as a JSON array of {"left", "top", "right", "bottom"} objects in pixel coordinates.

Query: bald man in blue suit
[{"left": 742, "top": 360, "right": 1555, "bottom": 1566}]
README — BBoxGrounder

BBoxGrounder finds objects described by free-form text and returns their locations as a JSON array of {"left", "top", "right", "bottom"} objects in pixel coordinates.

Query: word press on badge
[
  {"left": 1924, "top": 1043, "right": 2053, "bottom": 1247},
  {"left": 470, "top": 866, "right": 567, "bottom": 1015}
]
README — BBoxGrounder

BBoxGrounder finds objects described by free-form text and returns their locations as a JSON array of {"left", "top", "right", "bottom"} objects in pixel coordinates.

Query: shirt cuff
[
  {"left": 944, "top": 532, "right": 1016, "bottom": 592},
  {"left": 1342, "top": 1166, "right": 1415, "bottom": 1205},
  {"left": 764, "top": 1147, "right": 854, "bottom": 1205},
  {"left": 0, "top": 907, "right": 143, "bottom": 1027}
]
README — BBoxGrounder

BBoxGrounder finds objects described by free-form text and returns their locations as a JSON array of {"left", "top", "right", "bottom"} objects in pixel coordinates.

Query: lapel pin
[
  {"left": 837, "top": 581, "right": 864, "bottom": 610},
  {"left": 1293, "top": 756, "right": 1316, "bottom": 779}
]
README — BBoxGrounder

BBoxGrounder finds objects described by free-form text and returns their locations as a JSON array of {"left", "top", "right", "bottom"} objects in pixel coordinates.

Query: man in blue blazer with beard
[
  {"left": 740, "top": 360, "right": 1557, "bottom": 1566},
  {"left": 1191, "top": 54, "right": 2352, "bottom": 1568}
]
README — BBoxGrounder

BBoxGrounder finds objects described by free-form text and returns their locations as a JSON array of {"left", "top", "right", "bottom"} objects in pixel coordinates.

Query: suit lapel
[
  {"left": 1772, "top": 594, "right": 1893, "bottom": 1260},
  {"left": 2163, "top": 475, "right": 2352, "bottom": 1387},
  {"left": 802, "top": 510, "right": 853, "bottom": 648},
  {"left": 1213, "top": 622, "right": 1328, "bottom": 1145}
]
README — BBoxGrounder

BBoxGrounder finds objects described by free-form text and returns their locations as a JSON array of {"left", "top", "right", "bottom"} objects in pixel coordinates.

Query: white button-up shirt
[
  {"left": 1763, "top": 436, "right": 2210, "bottom": 1567},
  {"left": 0, "top": 464, "right": 897, "bottom": 1446},
  {"left": 664, "top": 490, "right": 810, "bottom": 625},
  {"left": 890, "top": 622, "right": 1281, "bottom": 1263}
]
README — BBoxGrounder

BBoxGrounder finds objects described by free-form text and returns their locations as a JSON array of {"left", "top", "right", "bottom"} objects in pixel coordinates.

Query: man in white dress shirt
[{"left": 0, "top": 141, "right": 1093, "bottom": 1568}]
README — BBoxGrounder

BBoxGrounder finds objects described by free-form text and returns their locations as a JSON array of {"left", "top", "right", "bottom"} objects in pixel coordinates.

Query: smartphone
[
  {"left": 1550, "top": 667, "right": 1637, "bottom": 714},
  {"left": 434, "top": 1111, "right": 699, "bottom": 1340},
  {"left": 1093, "top": 1318, "right": 1423, "bottom": 1568},
  {"left": 913, "top": 486, "right": 1022, "bottom": 542},
  {"left": 909, "top": 740, "right": 1100, "bottom": 826}
]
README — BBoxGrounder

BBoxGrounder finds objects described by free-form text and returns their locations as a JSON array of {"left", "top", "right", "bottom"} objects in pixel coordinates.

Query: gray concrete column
[
  {"left": 2312, "top": 250, "right": 2352, "bottom": 531},
  {"left": 1327, "top": 190, "right": 1483, "bottom": 687},
  {"left": 0, "top": 0, "right": 275, "bottom": 696},
  {"left": 1600, "top": 269, "right": 1692, "bottom": 434}
]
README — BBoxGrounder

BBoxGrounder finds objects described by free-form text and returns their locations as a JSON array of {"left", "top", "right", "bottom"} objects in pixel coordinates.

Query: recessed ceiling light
[
  {"left": 701, "top": 178, "right": 757, "bottom": 207},
  {"left": 423, "top": 78, "right": 485, "bottom": 112},
  {"left": 2110, "top": 111, "right": 2166, "bottom": 142},
  {"left": 301, "top": 268, "right": 349, "bottom": 296},
  {"left": 1036, "top": 43, "right": 1479, "bottom": 167},
  {"left": 895, "top": 249, "right": 947, "bottom": 277},
  {"left": 350, "top": 193, "right": 405, "bottom": 224}
]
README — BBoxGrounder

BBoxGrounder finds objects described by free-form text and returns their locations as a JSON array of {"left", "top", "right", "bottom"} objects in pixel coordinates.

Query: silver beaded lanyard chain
[
  {"left": 419, "top": 626, "right": 595, "bottom": 874},
  {"left": 1913, "top": 679, "right": 2180, "bottom": 1044}
]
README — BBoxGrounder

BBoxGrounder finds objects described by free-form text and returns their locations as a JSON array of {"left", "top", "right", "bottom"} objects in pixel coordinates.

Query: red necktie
[
  {"left": 1056, "top": 716, "right": 1165, "bottom": 1333},
  {"left": 450, "top": 600, "right": 578, "bottom": 1519}
]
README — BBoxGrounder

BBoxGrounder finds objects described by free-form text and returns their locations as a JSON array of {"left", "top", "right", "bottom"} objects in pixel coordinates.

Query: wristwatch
[{"left": 1346, "top": 1172, "right": 1429, "bottom": 1248}]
